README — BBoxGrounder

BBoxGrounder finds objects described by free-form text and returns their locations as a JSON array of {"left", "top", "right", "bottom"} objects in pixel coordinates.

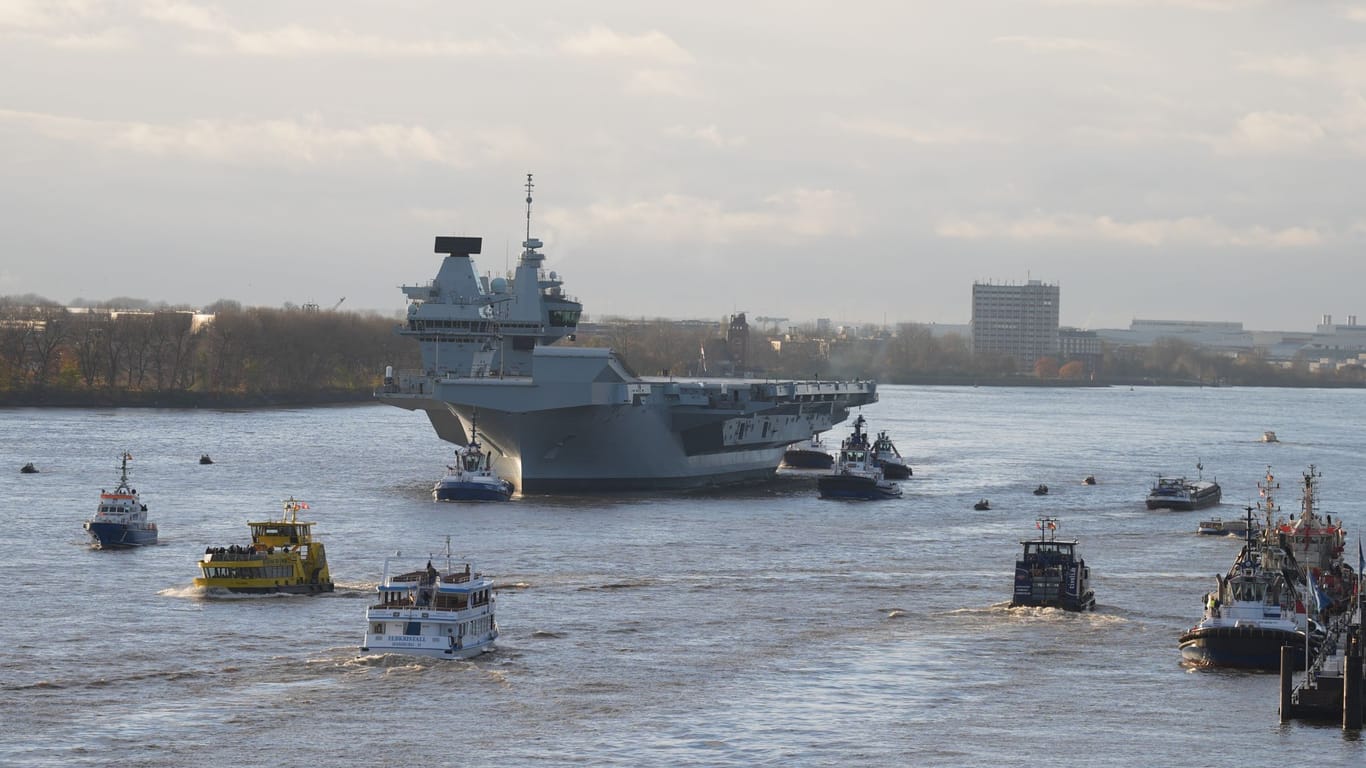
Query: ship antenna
[{"left": 524, "top": 172, "right": 534, "bottom": 243}]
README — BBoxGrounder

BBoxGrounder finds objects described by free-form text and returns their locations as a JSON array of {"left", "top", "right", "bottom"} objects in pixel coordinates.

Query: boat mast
[{"left": 525, "top": 172, "right": 534, "bottom": 245}]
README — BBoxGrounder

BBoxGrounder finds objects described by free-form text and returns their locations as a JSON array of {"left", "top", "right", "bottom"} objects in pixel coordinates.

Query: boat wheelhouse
[
  {"left": 869, "top": 429, "right": 911, "bottom": 479},
  {"left": 1010, "top": 517, "right": 1095, "bottom": 611},
  {"left": 83, "top": 451, "right": 157, "bottom": 549},
  {"left": 194, "top": 498, "right": 333, "bottom": 594},
  {"left": 360, "top": 540, "right": 498, "bottom": 659}
]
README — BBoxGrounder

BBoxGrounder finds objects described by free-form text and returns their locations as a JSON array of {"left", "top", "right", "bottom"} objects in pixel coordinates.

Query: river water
[{"left": 3, "top": 385, "right": 1365, "bottom": 766}]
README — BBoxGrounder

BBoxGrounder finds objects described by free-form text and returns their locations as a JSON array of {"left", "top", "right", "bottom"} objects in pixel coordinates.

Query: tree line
[
  {"left": 3, "top": 296, "right": 1358, "bottom": 406},
  {"left": 0, "top": 297, "right": 417, "bottom": 405}
]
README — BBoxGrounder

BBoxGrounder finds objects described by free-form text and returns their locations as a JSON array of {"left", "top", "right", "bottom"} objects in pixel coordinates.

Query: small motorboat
[
  {"left": 1082, "top": 475, "right": 1096, "bottom": 485},
  {"left": 1261, "top": 431, "right": 1279, "bottom": 443},
  {"left": 1033, "top": 484, "right": 1049, "bottom": 496},
  {"left": 199, "top": 454, "right": 214, "bottom": 465},
  {"left": 20, "top": 462, "right": 38, "bottom": 474},
  {"left": 973, "top": 499, "right": 991, "bottom": 511}
]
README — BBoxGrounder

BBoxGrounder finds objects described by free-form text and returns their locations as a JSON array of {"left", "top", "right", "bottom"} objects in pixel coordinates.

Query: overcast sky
[{"left": 3, "top": 1, "right": 1364, "bottom": 331}]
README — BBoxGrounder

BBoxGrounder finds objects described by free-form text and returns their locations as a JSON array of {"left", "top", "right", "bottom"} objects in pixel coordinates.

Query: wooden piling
[
  {"left": 1280, "top": 645, "right": 1296, "bottom": 723},
  {"left": 1344, "top": 637, "right": 1362, "bottom": 730}
]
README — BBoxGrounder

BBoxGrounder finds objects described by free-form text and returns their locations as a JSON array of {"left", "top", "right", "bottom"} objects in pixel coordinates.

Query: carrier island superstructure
[{"left": 378, "top": 176, "right": 877, "bottom": 492}]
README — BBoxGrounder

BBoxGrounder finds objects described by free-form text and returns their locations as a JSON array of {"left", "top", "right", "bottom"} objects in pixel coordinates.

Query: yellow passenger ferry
[{"left": 194, "top": 498, "right": 334, "bottom": 594}]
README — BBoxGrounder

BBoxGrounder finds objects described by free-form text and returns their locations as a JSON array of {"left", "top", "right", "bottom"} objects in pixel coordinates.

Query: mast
[{"left": 524, "top": 173, "right": 534, "bottom": 245}]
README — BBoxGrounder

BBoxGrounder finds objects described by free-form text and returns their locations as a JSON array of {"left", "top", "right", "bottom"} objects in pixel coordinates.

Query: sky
[{"left": 2, "top": 1, "right": 1365, "bottom": 332}]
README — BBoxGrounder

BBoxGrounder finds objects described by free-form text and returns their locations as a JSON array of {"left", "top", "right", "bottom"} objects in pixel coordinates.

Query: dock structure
[{"left": 1280, "top": 599, "right": 1365, "bottom": 729}]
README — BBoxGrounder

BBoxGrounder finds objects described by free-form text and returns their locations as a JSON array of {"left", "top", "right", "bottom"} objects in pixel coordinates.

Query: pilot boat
[
  {"left": 194, "top": 498, "right": 333, "bottom": 594},
  {"left": 83, "top": 452, "right": 157, "bottom": 549},
  {"left": 1010, "top": 517, "right": 1095, "bottom": 611},
  {"left": 869, "top": 428, "right": 912, "bottom": 479},
  {"left": 360, "top": 539, "right": 498, "bottom": 659}
]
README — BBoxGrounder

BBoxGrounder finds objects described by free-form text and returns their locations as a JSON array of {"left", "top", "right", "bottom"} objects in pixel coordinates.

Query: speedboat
[
  {"left": 83, "top": 451, "right": 157, "bottom": 549},
  {"left": 1146, "top": 462, "right": 1221, "bottom": 510},
  {"left": 780, "top": 432, "right": 834, "bottom": 470},
  {"left": 1261, "top": 431, "right": 1279, "bottom": 443},
  {"left": 1082, "top": 475, "right": 1096, "bottom": 486},
  {"left": 194, "top": 498, "right": 333, "bottom": 594},
  {"left": 21, "top": 462, "right": 38, "bottom": 474},
  {"left": 433, "top": 419, "right": 514, "bottom": 502},
  {"left": 1010, "top": 517, "right": 1095, "bottom": 611},
  {"left": 360, "top": 538, "right": 498, "bottom": 660},
  {"left": 974, "top": 499, "right": 991, "bottom": 511},
  {"left": 1179, "top": 511, "right": 1314, "bottom": 669},
  {"left": 1033, "top": 484, "right": 1049, "bottom": 496},
  {"left": 817, "top": 430, "right": 902, "bottom": 500},
  {"left": 199, "top": 454, "right": 214, "bottom": 465}
]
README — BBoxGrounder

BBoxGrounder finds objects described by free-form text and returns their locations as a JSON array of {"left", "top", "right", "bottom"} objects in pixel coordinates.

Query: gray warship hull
[
  {"left": 380, "top": 178, "right": 879, "bottom": 491},
  {"left": 380, "top": 347, "right": 877, "bottom": 493}
]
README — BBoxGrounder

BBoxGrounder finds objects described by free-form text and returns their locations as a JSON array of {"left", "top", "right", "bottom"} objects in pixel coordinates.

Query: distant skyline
[{"left": 3, "top": 1, "right": 1365, "bottom": 332}]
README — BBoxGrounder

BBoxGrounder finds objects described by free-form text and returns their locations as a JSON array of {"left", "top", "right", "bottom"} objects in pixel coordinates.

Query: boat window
[{"left": 372, "top": 623, "right": 385, "bottom": 634}]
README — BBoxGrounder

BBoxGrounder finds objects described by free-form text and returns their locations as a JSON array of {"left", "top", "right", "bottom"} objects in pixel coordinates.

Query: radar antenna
[{"left": 524, "top": 172, "right": 534, "bottom": 243}]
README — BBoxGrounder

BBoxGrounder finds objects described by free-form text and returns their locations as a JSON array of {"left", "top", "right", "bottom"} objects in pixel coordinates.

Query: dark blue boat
[
  {"left": 83, "top": 452, "right": 157, "bottom": 549},
  {"left": 1010, "top": 517, "right": 1094, "bottom": 611},
  {"left": 433, "top": 422, "right": 514, "bottom": 502}
]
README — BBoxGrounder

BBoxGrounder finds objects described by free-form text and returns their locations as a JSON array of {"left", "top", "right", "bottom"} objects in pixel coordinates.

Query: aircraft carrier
[{"left": 377, "top": 176, "right": 878, "bottom": 492}]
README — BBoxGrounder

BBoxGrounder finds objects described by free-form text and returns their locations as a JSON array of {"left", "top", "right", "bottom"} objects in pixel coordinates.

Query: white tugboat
[
  {"left": 360, "top": 539, "right": 498, "bottom": 660},
  {"left": 376, "top": 175, "right": 878, "bottom": 492}
]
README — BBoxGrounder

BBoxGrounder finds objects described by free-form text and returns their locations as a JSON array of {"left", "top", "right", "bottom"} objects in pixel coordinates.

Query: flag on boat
[{"left": 1310, "top": 574, "right": 1333, "bottom": 614}]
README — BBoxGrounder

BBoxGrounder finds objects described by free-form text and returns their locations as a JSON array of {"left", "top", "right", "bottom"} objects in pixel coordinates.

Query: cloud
[
  {"left": 137, "top": 1, "right": 530, "bottom": 57},
  {"left": 935, "top": 213, "right": 1323, "bottom": 248},
  {"left": 992, "top": 35, "right": 1122, "bottom": 55},
  {"left": 665, "top": 124, "right": 745, "bottom": 148},
  {"left": 1240, "top": 49, "right": 1366, "bottom": 88},
  {"left": 0, "top": 109, "right": 532, "bottom": 167},
  {"left": 544, "top": 188, "right": 860, "bottom": 246},
  {"left": 1211, "top": 111, "right": 1326, "bottom": 154},
  {"left": 835, "top": 117, "right": 1007, "bottom": 145},
  {"left": 558, "top": 25, "right": 692, "bottom": 64}
]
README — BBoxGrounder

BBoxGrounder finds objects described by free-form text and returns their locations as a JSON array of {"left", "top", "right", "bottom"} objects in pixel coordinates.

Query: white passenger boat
[{"left": 360, "top": 540, "right": 498, "bottom": 660}]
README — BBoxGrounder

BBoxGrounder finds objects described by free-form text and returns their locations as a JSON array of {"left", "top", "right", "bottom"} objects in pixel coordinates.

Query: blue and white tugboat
[
  {"left": 1178, "top": 509, "right": 1313, "bottom": 669},
  {"left": 816, "top": 424, "right": 902, "bottom": 500},
  {"left": 1010, "top": 517, "right": 1095, "bottom": 611},
  {"left": 432, "top": 418, "right": 514, "bottom": 502},
  {"left": 83, "top": 451, "right": 157, "bottom": 549},
  {"left": 360, "top": 538, "right": 498, "bottom": 660}
]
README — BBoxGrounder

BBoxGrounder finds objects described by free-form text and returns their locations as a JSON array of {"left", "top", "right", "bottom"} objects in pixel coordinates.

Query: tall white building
[{"left": 971, "top": 280, "right": 1060, "bottom": 368}]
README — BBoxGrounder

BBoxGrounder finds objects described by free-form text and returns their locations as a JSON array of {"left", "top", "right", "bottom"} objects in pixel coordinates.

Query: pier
[{"left": 1279, "top": 600, "right": 1365, "bottom": 729}]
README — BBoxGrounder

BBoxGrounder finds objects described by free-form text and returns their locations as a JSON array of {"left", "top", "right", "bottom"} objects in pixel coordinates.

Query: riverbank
[{"left": 0, "top": 389, "right": 378, "bottom": 408}]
